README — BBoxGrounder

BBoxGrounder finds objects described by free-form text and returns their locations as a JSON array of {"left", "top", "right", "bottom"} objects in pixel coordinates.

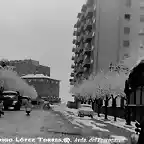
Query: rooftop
[{"left": 21, "top": 74, "right": 60, "bottom": 81}]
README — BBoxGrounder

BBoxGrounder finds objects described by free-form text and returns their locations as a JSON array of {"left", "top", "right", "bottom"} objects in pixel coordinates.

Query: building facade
[
  {"left": 21, "top": 74, "right": 60, "bottom": 103},
  {"left": 6, "top": 59, "right": 60, "bottom": 102},
  {"left": 70, "top": 0, "right": 144, "bottom": 85},
  {"left": 9, "top": 59, "right": 50, "bottom": 77}
]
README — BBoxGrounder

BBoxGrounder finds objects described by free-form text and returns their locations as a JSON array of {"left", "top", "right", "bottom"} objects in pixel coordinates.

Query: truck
[{"left": 2, "top": 91, "right": 22, "bottom": 110}]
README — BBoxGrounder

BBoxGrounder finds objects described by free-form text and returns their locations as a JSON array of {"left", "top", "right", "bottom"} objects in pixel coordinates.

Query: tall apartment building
[{"left": 70, "top": 0, "right": 144, "bottom": 85}]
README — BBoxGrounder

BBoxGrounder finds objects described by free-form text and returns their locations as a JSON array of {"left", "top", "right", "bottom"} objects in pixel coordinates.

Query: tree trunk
[
  {"left": 126, "top": 106, "right": 131, "bottom": 125},
  {"left": 98, "top": 105, "right": 101, "bottom": 117},
  {"left": 105, "top": 97, "right": 108, "bottom": 120},
  {"left": 97, "top": 99, "right": 101, "bottom": 117},
  {"left": 112, "top": 98, "right": 117, "bottom": 121}
]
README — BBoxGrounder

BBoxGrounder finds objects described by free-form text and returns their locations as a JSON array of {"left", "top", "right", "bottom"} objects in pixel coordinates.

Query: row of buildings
[
  {"left": 5, "top": 59, "right": 60, "bottom": 102},
  {"left": 70, "top": 0, "right": 144, "bottom": 86}
]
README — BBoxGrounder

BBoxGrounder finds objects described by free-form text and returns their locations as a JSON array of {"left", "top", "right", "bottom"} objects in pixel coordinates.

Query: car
[
  {"left": 2, "top": 91, "right": 22, "bottom": 110},
  {"left": 78, "top": 104, "right": 94, "bottom": 118}
]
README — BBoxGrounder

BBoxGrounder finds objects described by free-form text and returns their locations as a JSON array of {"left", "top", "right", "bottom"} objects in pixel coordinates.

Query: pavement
[
  {"left": 0, "top": 104, "right": 135, "bottom": 144},
  {"left": 52, "top": 104, "right": 134, "bottom": 144},
  {"left": 0, "top": 107, "right": 113, "bottom": 144}
]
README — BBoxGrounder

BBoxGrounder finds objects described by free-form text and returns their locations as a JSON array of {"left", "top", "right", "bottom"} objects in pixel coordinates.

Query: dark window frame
[
  {"left": 124, "top": 27, "right": 130, "bottom": 34},
  {"left": 123, "top": 40, "right": 130, "bottom": 47},
  {"left": 140, "top": 15, "right": 144, "bottom": 22},
  {"left": 124, "top": 13, "right": 131, "bottom": 20}
]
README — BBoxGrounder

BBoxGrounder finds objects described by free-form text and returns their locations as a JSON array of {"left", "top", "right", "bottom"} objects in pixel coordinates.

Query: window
[
  {"left": 140, "top": 2, "right": 144, "bottom": 9},
  {"left": 125, "top": 0, "right": 131, "bottom": 7},
  {"left": 123, "top": 53, "right": 130, "bottom": 58},
  {"left": 140, "top": 40, "right": 144, "bottom": 49},
  {"left": 124, "top": 27, "right": 130, "bottom": 34},
  {"left": 140, "top": 15, "right": 144, "bottom": 22},
  {"left": 124, "top": 14, "right": 131, "bottom": 20},
  {"left": 123, "top": 40, "right": 130, "bottom": 47},
  {"left": 139, "top": 29, "right": 144, "bottom": 35}
]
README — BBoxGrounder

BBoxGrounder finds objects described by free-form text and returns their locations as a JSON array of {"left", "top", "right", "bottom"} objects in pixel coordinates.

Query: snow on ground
[
  {"left": 60, "top": 106, "right": 135, "bottom": 133},
  {"left": 93, "top": 114, "right": 135, "bottom": 133},
  {"left": 52, "top": 105, "right": 109, "bottom": 131},
  {"left": 52, "top": 105, "right": 129, "bottom": 143}
]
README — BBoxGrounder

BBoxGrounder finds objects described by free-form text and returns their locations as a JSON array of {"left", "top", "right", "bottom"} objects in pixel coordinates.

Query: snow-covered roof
[
  {"left": 3, "top": 91, "right": 17, "bottom": 94},
  {"left": 21, "top": 74, "right": 60, "bottom": 81}
]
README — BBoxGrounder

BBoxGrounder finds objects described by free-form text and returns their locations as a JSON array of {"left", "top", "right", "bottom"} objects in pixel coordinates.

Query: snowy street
[{"left": 52, "top": 104, "right": 133, "bottom": 144}]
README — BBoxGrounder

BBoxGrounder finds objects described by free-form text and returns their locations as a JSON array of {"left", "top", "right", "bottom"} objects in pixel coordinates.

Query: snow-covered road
[{"left": 52, "top": 104, "right": 132, "bottom": 144}]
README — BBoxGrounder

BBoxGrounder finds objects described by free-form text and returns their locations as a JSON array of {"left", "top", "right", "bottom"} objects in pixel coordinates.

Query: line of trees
[{"left": 70, "top": 49, "right": 143, "bottom": 122}]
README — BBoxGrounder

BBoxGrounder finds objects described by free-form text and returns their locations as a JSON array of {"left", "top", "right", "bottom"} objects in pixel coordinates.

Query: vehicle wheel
[
  {"left": 90, "top": 115, "right": 93, "bottom": 118},
  {"left": 14, "top": 103, "right": 21, "bottom": 111},
  {"left": 81, "top": 114, "right": 84, "bottom": 117}
]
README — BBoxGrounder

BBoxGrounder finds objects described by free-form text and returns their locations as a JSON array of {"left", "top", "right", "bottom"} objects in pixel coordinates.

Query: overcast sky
[{"left": 0, "top": 0, "right": 85, "bottom": 102}]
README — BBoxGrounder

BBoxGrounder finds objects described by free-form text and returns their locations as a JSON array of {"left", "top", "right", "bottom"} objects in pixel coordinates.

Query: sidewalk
[
  {"left": 54, "top": 105, "right": 135, "bottom": 133},
  {"left": 52, "top": 104, "right": 131, "bottom": 144}
]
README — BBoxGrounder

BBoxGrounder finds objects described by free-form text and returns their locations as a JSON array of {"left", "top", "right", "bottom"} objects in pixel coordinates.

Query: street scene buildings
[
  {"left": 1, "top": 0, "right": 144, "bottom": 143},
  {"left": 70, "top": 0, "right": 144, "bottom": 85},
  {"left": 69, "top": 0, "right": 144, "bottom": 135},
  {"left": 3, "top": 59, "right": 60, "bottom": 103}
]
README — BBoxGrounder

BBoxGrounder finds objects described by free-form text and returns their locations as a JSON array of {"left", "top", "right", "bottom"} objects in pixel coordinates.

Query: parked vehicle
[
  {"left": 2, "top": 91, "right": 22, "bottom": 110},
  {"left": 67, "top": 101, "right": 77, "bottom": 109},
  {"left": 78, "top": 104, "right": 94, "bottom": 118},
  {"left": 43, "top": 101, "right": 50, "bottom": 109}
]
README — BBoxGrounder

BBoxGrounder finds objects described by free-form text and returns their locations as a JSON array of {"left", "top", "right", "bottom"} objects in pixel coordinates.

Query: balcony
[
  {"left": 84, "top": 31, "right": 95, "bottom": 42},
  {"left": 83, "top": 43, "right": 94, "bottom": 54},
  {"left": 78, "top": 43, "right": 83, "bottom": 52},
  {"left": 70, "top": 73, "right": 74, "bottom": 77},
  {"left": 77, "top": 13, "right": 81, "bottom": 18},
  {"left": 72, "top": 47, "right": 75, "bottom": 52},
  {"left": 82, "top": 56, "right": 93, "bottom": 67},
  {"left": 73, "top": 31, "right": 77, "bottom": 36},
  {"left": 84, "top": 19, "right": 93, "bottom": 30},
  {"left": 72, "top": 39, "right": 77, "bottom": 44},
  {"left": 75, "top": 47, "right": 79, "bottom": 54},
  {"left": 85, "top": 7, "right": 93, "bottom": 18},
  {"left": 79, "top": 21, "right": 84, "bottom": 32},
  {"left": 71, "top": 56, "right": 75, "bottom": 60},
  {"left": 76, "top": 65, "right": 83, "bottom": 75},
  {"left": 75, "top": 38, "right": 80, "bottom": 45},
  {"left": 74, "top": 68, "right": 77, "bottom": 73},
  {"left": 74, "top": 19, "right": 81, "bottom": 28},
  {"left": 71, "top": 64, "right": 75, "bottom": 69},
  {"left": 74, "top": 55, "right": 79, "bottom": 63},
  {"left": 74, "top": 24, "right": 77, "bottom": 28},
  {"left": 81, "top": 4, "right": 87, "bottom": 12},
  {"left": 76, "top": 19, "right": 81, "bottom": 28},
  {"left": 77, "top": 53, "right": 84, "bottom": 63}
]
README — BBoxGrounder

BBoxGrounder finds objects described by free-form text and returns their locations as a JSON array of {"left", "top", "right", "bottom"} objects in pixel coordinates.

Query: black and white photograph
[{"left": 0, "top": 0, "right": 143, "bottom": 143}]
